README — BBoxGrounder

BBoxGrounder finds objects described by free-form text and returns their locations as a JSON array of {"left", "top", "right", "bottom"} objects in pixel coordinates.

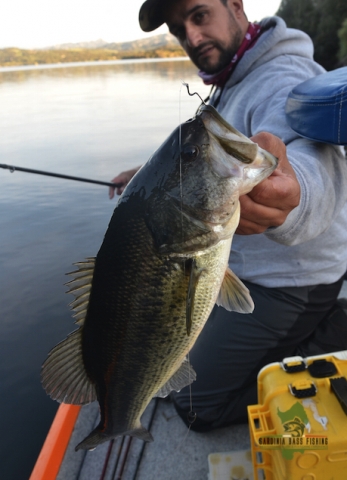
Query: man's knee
[
  {"left": 171, "top": 390, "right": 250, "bottom": 432},
  {"left": 299, "top": 298, "right": 347, "bottom": 356}
]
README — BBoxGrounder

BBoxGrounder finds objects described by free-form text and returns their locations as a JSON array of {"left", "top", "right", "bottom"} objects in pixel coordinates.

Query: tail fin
[
  {"left": 75, "top": 427, "right": 109, "bottom": 451},
  {"left": 75, "top": 424, "right": 153, "bottom": 451}
]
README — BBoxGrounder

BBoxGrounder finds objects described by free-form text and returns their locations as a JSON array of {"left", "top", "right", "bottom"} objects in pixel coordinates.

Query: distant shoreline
[
  {"left": 0, "top": 56, "right": 190, "bottom": 73},
  {"left": 0, "top": 38, "right": 187, "bottom": 70}
]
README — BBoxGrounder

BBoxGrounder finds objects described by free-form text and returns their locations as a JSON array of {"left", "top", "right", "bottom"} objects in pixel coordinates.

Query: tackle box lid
[
  {"left": 248, "top": 351, "right": 347, "bottom": 480},
  {"left": 257, "top": 350, "right": 347, "bottom": 381}
]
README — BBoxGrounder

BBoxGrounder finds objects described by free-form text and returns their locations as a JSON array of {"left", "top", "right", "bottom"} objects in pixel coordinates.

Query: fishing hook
[{"left": 181, "top": 82, "right": 206, "bottom": 106}]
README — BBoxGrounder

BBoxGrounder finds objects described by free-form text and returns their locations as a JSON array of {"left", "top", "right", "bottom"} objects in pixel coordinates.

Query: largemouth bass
[{"left": 41, "top": 104, "right": 277, "bottom": 451}]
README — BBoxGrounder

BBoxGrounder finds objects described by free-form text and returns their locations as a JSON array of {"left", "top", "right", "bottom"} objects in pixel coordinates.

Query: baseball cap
[{"left": 139, "top": 0, "right": 168, "bottom": 32}]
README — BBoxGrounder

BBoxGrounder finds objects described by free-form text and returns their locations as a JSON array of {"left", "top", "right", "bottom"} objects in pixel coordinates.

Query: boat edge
[{"left": 29, "top": 404, "right": 81, "bottom": 480}]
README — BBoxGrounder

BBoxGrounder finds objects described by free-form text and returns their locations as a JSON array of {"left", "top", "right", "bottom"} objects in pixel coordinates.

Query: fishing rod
[{"left": 0, "top": 163, "right": 121, "bottom": 189}]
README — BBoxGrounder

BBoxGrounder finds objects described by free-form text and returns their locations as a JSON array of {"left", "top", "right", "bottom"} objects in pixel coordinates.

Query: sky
[{"left": 0, "top": 0, "right": 282, "bottom": 49}]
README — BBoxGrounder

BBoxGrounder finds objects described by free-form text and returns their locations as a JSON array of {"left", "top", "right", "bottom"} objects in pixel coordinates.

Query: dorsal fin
[
  {"left": 41, "top": 258, "right": 97, "bottom": 405},
  {"left": 65, "top": 257, "right": 95, "bottom": 326}
]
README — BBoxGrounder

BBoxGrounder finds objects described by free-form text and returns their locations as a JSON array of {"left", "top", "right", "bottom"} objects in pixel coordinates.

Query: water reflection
[
  {"left": 0, "top": 57, "right": 193, "bottom": 83},
  {"left": 0, "top": 59, "right": 209, "bottom": 479}
]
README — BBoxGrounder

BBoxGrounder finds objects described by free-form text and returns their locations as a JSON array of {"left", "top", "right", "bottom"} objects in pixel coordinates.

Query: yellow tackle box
[{"left": 247, "top": 350, "right": 347, "bottom": 480}]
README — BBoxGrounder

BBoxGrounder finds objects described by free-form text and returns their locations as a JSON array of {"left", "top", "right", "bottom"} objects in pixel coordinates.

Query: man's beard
[{"left": 188, "top": 22, "right": 243, "bottom": 73}]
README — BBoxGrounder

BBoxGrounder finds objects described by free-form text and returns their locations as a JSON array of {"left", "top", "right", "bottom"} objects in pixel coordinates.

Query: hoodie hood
[{"left": 225, "top": 16, "right": 315, "bottom": 88}]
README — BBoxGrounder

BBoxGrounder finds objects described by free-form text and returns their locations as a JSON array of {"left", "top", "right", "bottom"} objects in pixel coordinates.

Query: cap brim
[{"left": 139, "top": 0, "right": 165, "bottom": 32}]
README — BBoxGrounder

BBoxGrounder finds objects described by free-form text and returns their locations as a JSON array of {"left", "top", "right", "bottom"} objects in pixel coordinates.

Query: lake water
[{"left": 0, "top": 58, "right": 209, "bottom": 479}]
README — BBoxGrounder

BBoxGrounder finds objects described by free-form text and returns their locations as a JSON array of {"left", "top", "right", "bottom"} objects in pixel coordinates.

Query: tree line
[
  {"left": 0, "top": 46, "right": 186, "bottom": 68},
  {"left": 276, "top": 0, "right": 347, "bottom": 70}
]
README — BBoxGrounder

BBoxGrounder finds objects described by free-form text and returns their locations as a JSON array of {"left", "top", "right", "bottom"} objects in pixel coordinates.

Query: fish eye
[{"left": 180, "top": 144, "right": 199, "bottom": 161}]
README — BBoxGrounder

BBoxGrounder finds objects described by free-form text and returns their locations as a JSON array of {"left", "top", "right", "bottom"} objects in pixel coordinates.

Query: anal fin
[{"left": 155, "top": 358, "right": 196, "bottom": 398}]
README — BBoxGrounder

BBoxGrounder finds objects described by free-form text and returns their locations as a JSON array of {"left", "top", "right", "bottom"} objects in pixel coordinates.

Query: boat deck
[
  {"left": 55, "top": 399, "right": 251, "bottom": 480},
  {"left": 33, "top": 284, "right": 347, "bottom": 480}
]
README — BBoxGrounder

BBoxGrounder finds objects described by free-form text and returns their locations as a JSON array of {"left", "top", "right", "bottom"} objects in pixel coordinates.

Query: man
[{"left": 109, "top": 0, "right": 347, "bottom": 431}]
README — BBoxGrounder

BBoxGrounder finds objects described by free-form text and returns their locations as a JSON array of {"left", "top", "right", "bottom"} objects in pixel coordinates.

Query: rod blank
[{"left": 0, "top": 163, "right": 121, "bottom": 188}]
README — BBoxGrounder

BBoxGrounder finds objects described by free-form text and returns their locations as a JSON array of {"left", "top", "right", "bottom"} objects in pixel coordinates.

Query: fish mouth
[{"left": 196, "top": 105, "right": 278, "bottom": 183}]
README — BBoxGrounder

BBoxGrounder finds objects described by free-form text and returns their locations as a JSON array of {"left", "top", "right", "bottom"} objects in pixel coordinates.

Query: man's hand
[
  {"left": 236, "top": 132, "right": 300, "bottom": 235},
  {"left": 109, "top": 166, "right": 141, "bottom": 199}
]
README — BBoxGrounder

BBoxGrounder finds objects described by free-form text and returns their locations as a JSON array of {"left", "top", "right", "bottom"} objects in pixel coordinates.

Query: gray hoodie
[{"left": 213, "top": 16, "right": 347, "bottom": 287}]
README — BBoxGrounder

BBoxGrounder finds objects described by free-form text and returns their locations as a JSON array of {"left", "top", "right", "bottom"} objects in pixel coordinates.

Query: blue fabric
[{"left": 286, "top": 67, "right": 347, "bottom": 145}]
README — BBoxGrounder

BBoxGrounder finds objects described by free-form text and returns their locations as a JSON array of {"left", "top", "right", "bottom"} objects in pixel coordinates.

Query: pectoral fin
[{"left": 216, "top": 267, "right": 254, "bottom": 313}]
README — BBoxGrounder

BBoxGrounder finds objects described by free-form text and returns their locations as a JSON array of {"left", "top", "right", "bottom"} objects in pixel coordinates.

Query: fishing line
[
  {"left": 179, "top": 81, "right": 197, "bottom": 431},
  {"left": 173, "top": 372, "right": 197, "bottom": 453},
  {"left": 186, "top": 350, "right": 196, "bottom": 432},
  {"left": 204, "top": 84, "right": 216, "bottom": 105},
  {"left": 179, "top": 81, "right": 184, "bottom": 230}
]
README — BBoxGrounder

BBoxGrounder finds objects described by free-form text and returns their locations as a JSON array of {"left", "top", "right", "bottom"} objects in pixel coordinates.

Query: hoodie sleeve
[
  {"left": 265, "top": 139, "right": 347, "bottom": 246},
  {"left": 248, "top": 63, "right": 347, "bottom": 246}
]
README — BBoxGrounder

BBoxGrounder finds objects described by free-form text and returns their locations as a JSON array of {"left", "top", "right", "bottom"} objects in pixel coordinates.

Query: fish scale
[
  {"left": 89, "top": 207, "right": 231, "bottom": 445},
  {"left": 82, "top": 205, "right": 192, "bottom": 422}
]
